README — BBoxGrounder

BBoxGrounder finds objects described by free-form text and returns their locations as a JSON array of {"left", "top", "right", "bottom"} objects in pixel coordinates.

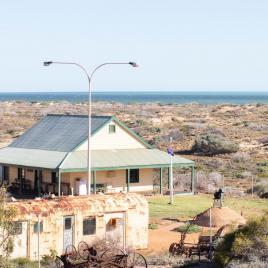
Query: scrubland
[{"left": 1, "top": 101, "right": 267, "bottom": 196}]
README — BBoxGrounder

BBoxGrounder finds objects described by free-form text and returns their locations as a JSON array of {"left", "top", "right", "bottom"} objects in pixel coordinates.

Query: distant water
[{"left": 0, "top": 91, "right": 267, "bottom": 104}]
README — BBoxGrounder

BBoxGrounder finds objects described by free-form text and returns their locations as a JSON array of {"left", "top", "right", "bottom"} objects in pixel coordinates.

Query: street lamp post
[
  {"left": 167, "top": 137, "right": 174, "bottom": 205},
  {"left": 44, "top": 61, "right": 138, "bottom": 195}
]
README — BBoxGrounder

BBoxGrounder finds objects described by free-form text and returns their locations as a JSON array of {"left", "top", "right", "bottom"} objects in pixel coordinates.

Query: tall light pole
[
  {"left": 167, "top": 137, "right": 174, "bottom": 205},
  {"left": 44, "top": 61, "right": 138, "bottom": 195}
]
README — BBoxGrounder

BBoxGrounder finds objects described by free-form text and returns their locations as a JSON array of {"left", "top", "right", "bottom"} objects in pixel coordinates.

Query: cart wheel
[
  {"left": 65, "top": 244, "right": 77, "bottom": 262},
  {"left": 100, "top": 248, "right": 125, "bottom": 258},
  {"left": 126, "top": 252, "right": 147, "bottom": 268},
  {"left": 101, "top": 248, "right": 126, "bottom": 266},
  {"left": 78, "top": 241, "right": 90, "bottom": 260}
]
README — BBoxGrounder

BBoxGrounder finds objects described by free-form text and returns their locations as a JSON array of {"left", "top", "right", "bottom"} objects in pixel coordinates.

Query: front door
[
  {"left": 63, "top": 216, "right": 74, "bottom": 251},
  {"left": 11, "top": 221, "right": 28, "bottom": 258}
]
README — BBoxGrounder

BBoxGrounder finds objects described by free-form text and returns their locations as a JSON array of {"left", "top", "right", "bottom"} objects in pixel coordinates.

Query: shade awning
[
  {"left": 0, "top": 147, "right": 67, "bottom": 169},
  {"left": 60, "top": 148, "right": 194, "bottom": 171}
]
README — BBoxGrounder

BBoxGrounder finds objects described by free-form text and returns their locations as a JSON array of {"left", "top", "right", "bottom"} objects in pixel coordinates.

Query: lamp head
[
  {"left": 129, "top": 61, "right": 138, "bottom": 67},
  {"left": 43, "top": 61, "right": 53, "bottom": 66}
]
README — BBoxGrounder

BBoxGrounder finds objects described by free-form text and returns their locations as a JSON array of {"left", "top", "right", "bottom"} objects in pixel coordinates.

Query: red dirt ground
[{"left": 143, "top": 220, "right": 200, "bottom": 255}]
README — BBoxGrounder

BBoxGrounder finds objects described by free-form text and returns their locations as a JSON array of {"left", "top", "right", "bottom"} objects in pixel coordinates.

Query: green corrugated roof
[
  {"left": 0, "top": 147, "right": 67, "bottom": 169},
  {"left": 10, "top": 114, "right": 112, "bottom": 152},
  {"left": 60, "top": 148, "right": 194, "bottom": 171}
]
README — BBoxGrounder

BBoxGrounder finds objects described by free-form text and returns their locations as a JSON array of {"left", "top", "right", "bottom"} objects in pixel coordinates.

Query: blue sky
[{"left": 0, "top": 1, "right": 268, "bottom": 92}]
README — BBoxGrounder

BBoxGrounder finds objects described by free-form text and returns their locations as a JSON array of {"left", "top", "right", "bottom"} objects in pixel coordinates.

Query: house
[
  {"left": 7, "top": 193, "right": 148, "bottom": 259},
  {"left": 0, "top": 114, "right": 195, "bottom": 197}
]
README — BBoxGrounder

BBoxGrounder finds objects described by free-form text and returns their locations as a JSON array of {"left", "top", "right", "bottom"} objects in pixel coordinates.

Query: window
[
  {"left": 64, "top": 218, "right": 72, "bottom": 230},
  {"left": 33, "top": 222, "right": 43, "bottom": 233},
  {"left": 51, "top": 171, "right": 58, "bottom": 184},
  {"left": 109, "top": 125, "right": 116, "bottom": 134},
  {"left": 12, "top": 222, "right": 22, "bottom": 235},
  {"left": 126, "top": 169, "right": 140, "bottom": 183},
  {"left": 83, "top": 217, "right": 96, "bottom": 235}
]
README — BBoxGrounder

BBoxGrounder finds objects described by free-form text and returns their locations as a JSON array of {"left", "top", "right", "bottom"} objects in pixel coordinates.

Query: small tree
[
  {"left": 0, "top": 187, "right": 16, "bottom": 264},
  {"left": 192, "top": 133, "right": 239, "bottom": 156}
]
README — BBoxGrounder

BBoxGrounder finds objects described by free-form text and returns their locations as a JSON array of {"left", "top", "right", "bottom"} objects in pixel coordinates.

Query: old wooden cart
[
  {"left": 169, "top": 224, "right": 226, "bottom": 261},
  {"left": 56, "top": 241, "right": 147, "bottom": 268}
]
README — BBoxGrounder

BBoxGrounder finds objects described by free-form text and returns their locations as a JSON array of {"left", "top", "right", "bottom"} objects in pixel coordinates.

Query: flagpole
[{"left": 170, "top": 152, "right": 174, "bottom": 204}]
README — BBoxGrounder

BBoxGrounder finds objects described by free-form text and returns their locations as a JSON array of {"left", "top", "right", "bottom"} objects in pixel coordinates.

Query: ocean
[{"left": 0, "top": 91, "right": 267, "bottom": 104}]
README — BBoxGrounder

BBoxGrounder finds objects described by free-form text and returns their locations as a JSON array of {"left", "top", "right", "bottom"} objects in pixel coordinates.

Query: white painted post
[{"left": 170, "top": 154, "right": 173, "bottom": 204}]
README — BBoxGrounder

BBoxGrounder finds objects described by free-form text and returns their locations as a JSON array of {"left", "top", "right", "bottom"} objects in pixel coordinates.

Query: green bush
[
  {"left": 174, "top": 222, "right": 201, "bottom": 234},
  {"left": 12, "top": 257, "right": 38, "bottom": 268},
  {"left": 148, "top": 223, "right": 158, "bottom": 230},
  {"left": 41, "top": 249, "right": 58, "bottom": 266},
  {"left": 215, "top": 213, "right": 268, "bottom": 267},
  {"left": 192, "top": 133, "right": 239, "bottom": 156}
]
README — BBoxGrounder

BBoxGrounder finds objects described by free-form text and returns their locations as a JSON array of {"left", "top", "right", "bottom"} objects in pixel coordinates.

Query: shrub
[
  {"left": 208, "top": 172, "right": 222, "bottom": 186},
  {"left": 204, "top": 159, "right": 223, "bottom": 170},
  {"left": 12, "top": 257, "right": 37, "bottom": 268},
  {"left": 192, "top": 133, "right": 239, "bottom": 156},
  {"left": 148, "top": 223, "right": 158, "bottom": 230},
  {"left": 41, "top": 249, "right": 58, "bottom": 266},
  {"left": 146, "top": 252, "right": 184, "bottom": 266},
  {"left": 215, "top": 213, "right": 268, "bottom": 267},
  {"left": 160, "top": 129, "right": 184, "bottom": 143},
  {"left": 245, "top": 122, "right": 268, "bottom": 131},
  {"left": 248, "top": 181, "right": 268, "bottom": 197},
  {"left": 232, "top": 152, "right": 250, "bottom": 163},
  {"left": 256, "top": 162, "right": 268, "bottom": 177},
  {"left": 195, "top": 171, "right": 223, "bottom": 193},
  {"left": 259, "top": 136, "right": 268, "bottom": 144},
  {"left": 0, "top": 187, "right": 17, "bottom": 259},
  {"left": 260, "top": 192, "right": 268, "bottom": 199},
  {"left": 206, "top": 127, "right": 225, "bottom": 136},
  {"left": 174, "top": 222, "right": 201, "bottom": 234}
]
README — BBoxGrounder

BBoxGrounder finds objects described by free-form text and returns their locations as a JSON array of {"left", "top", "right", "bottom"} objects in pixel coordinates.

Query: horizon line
[{"left": 0, "top": 90, "right": 268, "bottom": 94}]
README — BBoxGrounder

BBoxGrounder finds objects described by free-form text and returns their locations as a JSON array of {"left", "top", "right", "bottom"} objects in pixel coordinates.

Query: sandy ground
[{"left": 143, "top": 220, "right": 200, "bottom": 255}]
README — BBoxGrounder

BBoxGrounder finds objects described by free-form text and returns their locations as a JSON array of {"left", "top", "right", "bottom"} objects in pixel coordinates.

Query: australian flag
[{"left": 167, "top": 147, "right": 174, "bottom": 156}]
